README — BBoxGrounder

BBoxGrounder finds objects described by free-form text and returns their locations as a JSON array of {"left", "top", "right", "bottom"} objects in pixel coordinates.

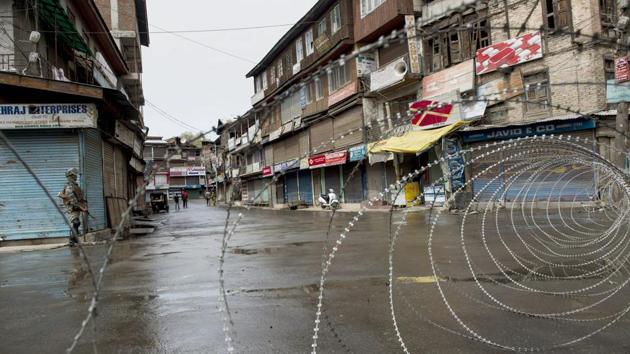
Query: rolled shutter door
[
  {"left": 333, "top": 106, "right": 363, "bottom": 150},
  {"left": 310, "top": 118, "right": 334, "bottom": 153},
  {"left": 324, "top": 166, "right": 341, "bottom": 195},
  {"left": 285, "top": 171, "right": 299, "bottom": 203},
  {"left": 0, "top": 130, "right": 79, "bottom": 240},
  {"left": 342, "top": 162, "right": 363, "bottom": 203},
  {"left": 82, "top": 129, "right": 106, "bottom": 231},
  {"left": 298, "top": 170, "right": 313, "bottom": 204},
  {"left": 102, "top": 141, "right": 115, "bottom": 198},
  {"left": 285, "top": 134, "right": 300, "bottom": 162},
  {"left": 471, "top": 142, "right": 503, "bottom": 203}
]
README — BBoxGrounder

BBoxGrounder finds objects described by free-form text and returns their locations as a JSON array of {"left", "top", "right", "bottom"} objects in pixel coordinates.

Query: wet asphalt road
[{"left": 1, "top": 199, "right": 630, "bottom": 353}]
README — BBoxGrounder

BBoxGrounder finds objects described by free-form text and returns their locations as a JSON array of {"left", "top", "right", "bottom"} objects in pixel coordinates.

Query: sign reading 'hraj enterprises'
[{"left": 0, "top": 103, "right": 98, "bottom": 129}]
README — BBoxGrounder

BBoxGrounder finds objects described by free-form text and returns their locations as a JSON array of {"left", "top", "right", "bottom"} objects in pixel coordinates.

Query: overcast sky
[{"left": 141, "top": 0, "right": 318, "bottom": 139}]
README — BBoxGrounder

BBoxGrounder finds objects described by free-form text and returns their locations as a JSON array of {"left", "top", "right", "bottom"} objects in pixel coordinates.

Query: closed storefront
[
  {"left": 80, "top": 129, "right": 106, "bottom": 232},
  {"left": 298, "top": 170, "right": 313, "bottom": 205},
  {"left": 323, "top": 166, "right": 342, "bottom": 196},
  {"left": 103, "top": 141, "right": 131, "bottom": 228},
  {"left": 285, "top": 171, "right": 299, "bottom": 203},
  {"left": 342, "top": 162, "right": 364, "bottom": 203},
  {"left": 247, "top": 178, "right": 271, "bottom": 205},
  {"left": 0, "top": 130, "right": 79, "bottom": 240},
  {"left": 463, "top": 119, "right": 597, "bottom": 203}
]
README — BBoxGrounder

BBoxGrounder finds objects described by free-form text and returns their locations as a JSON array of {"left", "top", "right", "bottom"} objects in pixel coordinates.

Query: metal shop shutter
[
  {"left": 259, "top": 178, "right": 271, "bottom": 204},
  {"left": 81, "top": 129, "right": 106, "bottom": 231},
  {"left": 247, "top": 181, "right": 256, "bottom": 203},
  {"left": 273, "top": 140, "right": 286, "bottom": 164},
  {"left": 343, "top": 162, "right": 364, "bottom": 203},
  {"left": 284, "top": 134, "right": 300, "bottom": 161},
  {"left": 324, "top": 166, "right": 342, "bottom": 196},
  {"left": 114, "top": 146, "right": 128, "bottom": 199},
  {"left": 298, "top": 170, "right": 313, "bottom": 205},
  {"left": 333, "top": 106, "right": 363, "bottom": 150},
  {"left": 299, "top": 130, "right": 310, "bottom": 158},
  {"left": 503, "top": 131, "right": 596, "bottom": 202},
  {"left": 470, "top": 142, "right": 504, "bottom": 203},
  {"left": 264, "top": 145, "right": 273, "bottom": 166},
  {"left": 102, "top": 141, "right": 115, "bottom": 197},
  {"left": 285, "top": 171, "right": 299, "bottom": 203},
  {"left": 0, "top": 130, "right": 79, "bottom": 240},
  {"left": 310, "top": 118, "right": 334, "bottom": 153}
]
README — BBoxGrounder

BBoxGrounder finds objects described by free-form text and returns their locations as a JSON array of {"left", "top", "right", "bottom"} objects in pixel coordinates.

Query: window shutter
[
  {"left": 333, "top": 106, "right": 364, "bottom": 150},
  {"left": 554, "top": 0, "right": 571, "bottom": 29},
  {"left": 309, "top": 118, "right": 334, "bottom": 153}
]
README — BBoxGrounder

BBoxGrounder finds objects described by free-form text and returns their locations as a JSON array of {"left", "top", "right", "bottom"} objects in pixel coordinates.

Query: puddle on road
[
  {"left": 143, "top": 252, "right": 182, "bottom": 257},
  {"left": 230, "top": 240, "right": 320, "bottom": 256}
]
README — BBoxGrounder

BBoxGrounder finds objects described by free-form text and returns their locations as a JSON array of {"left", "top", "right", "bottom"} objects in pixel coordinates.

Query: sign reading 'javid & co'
[{"left": 0, "top": 103, "right": 98, "bottom": 129}]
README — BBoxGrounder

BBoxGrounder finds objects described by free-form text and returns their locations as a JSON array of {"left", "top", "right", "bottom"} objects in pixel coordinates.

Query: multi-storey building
[
  {"left": 0, "top": 0, "right": 149, "bottom": 241},
  {"left": 220, "top": 0, "right": 627, "bottom": 209}
]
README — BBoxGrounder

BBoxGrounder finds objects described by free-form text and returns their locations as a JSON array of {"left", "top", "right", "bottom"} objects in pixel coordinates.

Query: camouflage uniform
[{"left": 59, "top": 168, "right": 86, "bottom": 246}]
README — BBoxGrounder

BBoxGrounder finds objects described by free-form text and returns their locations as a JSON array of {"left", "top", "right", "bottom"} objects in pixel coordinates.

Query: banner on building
[
  {"left": 0, "top": 103, "right": 97, "bottom": 129},
  {"left": 475, "top": 32, "right": 542, "bottom": 75},
  {"left": 616, "top": 56, "right": 630, "bottom": 83},
  {"left": 422, "top": 59, "right": 474, "bottom": 98},
  {"left": 273, "top": 159, "right": 299, "bottom": 173},
  {"left": 309, "top": 151, "right": 348, "bottom": 169},
  {"left": 262, "top": 166, "right": 273, "bottom": 177},
  {"left": 170, "top": 166, "right": 206, "bottom": 177}
]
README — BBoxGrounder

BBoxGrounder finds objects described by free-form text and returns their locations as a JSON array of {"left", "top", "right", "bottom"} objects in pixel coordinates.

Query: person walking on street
[
  {"left": 182, "top": 189, "right": 189, "bottom": 209},
  {"left": 57, "top": 168, "right": 87, "bottom": 247},
  {"left": 205, "top": 191, "right": 211, "bottom": 206},
  {"left": 173, "top": 193, "right": 180, "bottom": 211}
]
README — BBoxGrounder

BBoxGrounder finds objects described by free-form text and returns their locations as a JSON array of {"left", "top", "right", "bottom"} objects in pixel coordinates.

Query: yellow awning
[{"left": 369, "top": 121, "right": 466, "bottom": 154}]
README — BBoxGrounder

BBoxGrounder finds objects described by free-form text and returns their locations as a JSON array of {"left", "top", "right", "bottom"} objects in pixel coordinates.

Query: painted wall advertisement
[
  {"left": 475, "top": 32, "right": 542, "bottom": 75},
  {"left": 0, "top": 103, "right": 98, "bottom": 129},
  {"left": 615, "top": 56, "right": 630, "bottom": 83}
]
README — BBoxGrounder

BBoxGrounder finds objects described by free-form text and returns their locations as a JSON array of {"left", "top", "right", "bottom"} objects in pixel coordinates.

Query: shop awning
[
  {"left": 369, "top": 121, "right": 466, "bottom": 154},
  {"left": 38, "top": 0, "right": 91, "bottom": 55}
]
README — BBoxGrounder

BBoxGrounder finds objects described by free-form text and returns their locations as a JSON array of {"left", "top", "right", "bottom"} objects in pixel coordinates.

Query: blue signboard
[
  {"left": 273, "top": 159, "right": 299, "bottom": 173},
  {"left": 462, "top": 118, "right": 596, "bottom": 143},
  {"left": 349, "top": 145, "right": 366, "bottom": 161}
]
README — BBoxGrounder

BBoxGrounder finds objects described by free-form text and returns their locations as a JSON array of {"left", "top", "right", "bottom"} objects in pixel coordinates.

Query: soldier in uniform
[{"left": 58, "top": 168, "right": 87, "bottom": 247}]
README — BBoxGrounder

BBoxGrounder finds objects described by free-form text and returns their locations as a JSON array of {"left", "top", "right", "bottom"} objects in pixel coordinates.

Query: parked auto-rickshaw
[{"left": 150, "top": 192, "right": 170, "bottom": 213}]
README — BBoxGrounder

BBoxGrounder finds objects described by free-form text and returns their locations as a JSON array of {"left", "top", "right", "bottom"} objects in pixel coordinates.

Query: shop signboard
[
  {"left": 422, "top": 59, "right": 474, "bottom": 98},
  {"left": 462, "top": 118, "right": 596, "bottom": 143},
  {"left": 262, "top": 166, "right": 273, "bottom": 177},
  {"left": 349, "top": 145, "right": 367, "bottom": 161},
  {"left": 607, "top": 79, "right": 630, "bottom": 103},
  {"left": 309, "top": 151, "right": 348, "bottom": 169},
  {"left": 169, "top": 166, "right": 206, "bottom": 177},
  {"left": 410, "top": 91, "right": 462, "bottom": 130},
  {"left": 0, "top": 103, "right": 97, "bottom": 129},
  {"left": 356, "top": 53, "right": 377, "bottom": 76},
  {"left": 475, "top": 32, "right": 543, "bottom": 75},
  {"left": 615, "top": 56, "right": 630, "bottom": 83},
  {"left": 273, "top": 159, "right": 298, "bottom": 173}
]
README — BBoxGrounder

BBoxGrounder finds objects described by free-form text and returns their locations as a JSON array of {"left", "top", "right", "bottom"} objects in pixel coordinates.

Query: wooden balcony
[{"left": 354, "top": 0, "right": 417, "bottom": 43}]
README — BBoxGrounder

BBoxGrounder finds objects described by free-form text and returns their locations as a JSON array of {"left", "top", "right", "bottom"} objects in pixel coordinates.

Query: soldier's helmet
[{"left": 65, "top": 168, "right": 79, "bottom": 177}]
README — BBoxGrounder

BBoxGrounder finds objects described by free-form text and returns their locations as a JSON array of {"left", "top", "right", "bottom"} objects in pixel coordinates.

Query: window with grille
[
  {"left": 523, "top": 71, "right": 551, "bottom": 114},
  {"left": 542, "top": 0, "right": 572, "bottom": 32},
  {"left": 600, "top": 0, "right": 617, "bottom": 38},
  {"left": 604, "top": 58, "right": 616, "bottom": 110}
]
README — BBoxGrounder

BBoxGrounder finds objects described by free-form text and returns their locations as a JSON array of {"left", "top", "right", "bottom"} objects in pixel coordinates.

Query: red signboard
[
  {"left": 308, "top": 151, "right": 348, "bottom": 169},
  {"left": 410, "top": 99, "right": 460, "bottom": 129},
  {"left": 615, "top": 56, "right": 630, "bottom": 83},
  {"left": 262, "top": 166, "right": 272, "bottom": 177},
  {"left": 475, "top": 32, "right": 542, "bottom": 75}
]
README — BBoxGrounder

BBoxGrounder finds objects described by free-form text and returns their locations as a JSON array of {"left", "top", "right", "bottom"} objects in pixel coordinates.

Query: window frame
[
  {"left": 328, "top": 64, "right": 350, "bottom": 93},
  {"left": 523, "top": 70, "right": 551, "bottom": 114},
  {"left": 318, "top": 18, "right": 327, "bottom": 36},
  {"left": 305, "top": 29, "right": 315, "bottom": 56},
  {"left": 262, "top": 70, "right": 268, "bottom": 90},
  {"left": 331, "top": 4, "right": 341, "bottom": 34},
  {"left": 315, "top": 75, "right": 325, "bottom": 100},
  {"left": 296, "top": 37, "right": 304, "bottom": 62},
  {"left": 541, "top": 0, "right": 572, "bottom": 32},
  {"left": 360, "top": 0, "right": 385, "bottom": 19}
]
